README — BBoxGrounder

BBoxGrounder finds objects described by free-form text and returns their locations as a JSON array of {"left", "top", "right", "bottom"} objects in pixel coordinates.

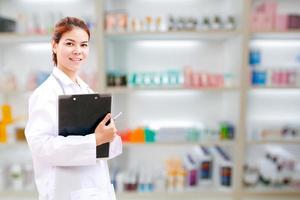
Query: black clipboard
[{"left": 58, "top": 93, "right": 111, "bottom": 158}]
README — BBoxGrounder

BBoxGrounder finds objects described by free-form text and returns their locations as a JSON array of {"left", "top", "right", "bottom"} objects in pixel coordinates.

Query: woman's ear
[{"left": 51, "top": 40, "right": 57, "bottom": 54}]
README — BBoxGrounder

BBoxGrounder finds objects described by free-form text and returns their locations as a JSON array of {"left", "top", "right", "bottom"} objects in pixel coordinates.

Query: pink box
[
  {"left": 264, "top": 0, "right": 278, "bottom": 29},
  {"left": 256, "top": 14, "right": 273, "bottom": 31},
  {"left": 265, "top": 1, "right": 277, "bottom": 15},
  {"left": 192, "top": 73, "right": 200, "bottom": 88},
  {"left": 262, "top": 14, "right": 273, "bottom": 31},
  {"left": 251, "top": 13, "right": 260, "bottom": 31},
  {"left": 183, "top": 67, "right": 193, "bottom": 88},
  {"left": 276, "top": 14, "right": 288, "bottom": 31},
  {"left": 252, "top": 0, "right": 278, "bottom": 31},
  {"left": 251, "top": 13, "right": 265, "bottom": 31},
  {"left": 105, "top": 13, "right": 117, "bottom": 32},
  {"left": 255, "top": 3, "right": 266, "bottom": 13}
]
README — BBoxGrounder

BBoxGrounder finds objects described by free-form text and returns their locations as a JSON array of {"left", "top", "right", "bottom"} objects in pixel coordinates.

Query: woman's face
[{"left": 52, "top": 27, "right": 89, "bottom": 75}]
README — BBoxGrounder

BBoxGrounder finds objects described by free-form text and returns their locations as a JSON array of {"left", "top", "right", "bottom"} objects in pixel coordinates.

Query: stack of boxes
[{"left": 251, "top": 0, "right": 300, "bottom": 31}]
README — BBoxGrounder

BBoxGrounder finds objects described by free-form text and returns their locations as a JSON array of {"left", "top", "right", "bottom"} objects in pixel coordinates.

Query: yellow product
[
  {"left": 16, "top": 127, "right": 26, "bottom": 141},
  {"left": 2, "top": 104, "right": 13, "bottom": 124},
  {"left": 175, "top": 170, "right": 185, "bottom": 190},
  {"left": 130, "top": 128, "right": 145, "bottom": 143},
  {"left": 0, "top": 122, "right": 7, "bottom": 143}
]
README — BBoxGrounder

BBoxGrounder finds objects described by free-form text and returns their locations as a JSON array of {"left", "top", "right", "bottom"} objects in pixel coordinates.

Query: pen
[{"left": 113, "top": 112, "right": 123, "bottom": 121}]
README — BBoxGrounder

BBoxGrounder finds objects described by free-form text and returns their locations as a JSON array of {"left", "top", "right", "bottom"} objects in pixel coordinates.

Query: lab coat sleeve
[
  {"left": 108, "top": 135, "right": 122, "bottom": 159},
  {"left": 25, "top": 92, "right": 97, "bottom": 167}
]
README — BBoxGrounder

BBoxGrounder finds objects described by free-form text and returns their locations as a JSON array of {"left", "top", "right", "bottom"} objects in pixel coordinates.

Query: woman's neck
[{"left": 57, "top": 66, "right": 76, "bottom": 82}]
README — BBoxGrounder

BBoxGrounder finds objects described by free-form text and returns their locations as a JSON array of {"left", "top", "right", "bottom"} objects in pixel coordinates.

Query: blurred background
[{"left": 0, "top": 0, "right": 300, "bottom": 200}]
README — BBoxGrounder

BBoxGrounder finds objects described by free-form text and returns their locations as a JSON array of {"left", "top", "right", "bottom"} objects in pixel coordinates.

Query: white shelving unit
[
  {"left": 0, "top": 33, "right": 52, "bottom": 43},
  {"left": 243, "top": 1, "right": 300, "bottom": 200},
  {"left": 103, "top": 1, "right": 244, "bottom": 200},
  {"left": 106, "top": 86, "right": 240, "bottom": 94},
  {"left": 105, "top": 30, "right": 242, "bottom": 40},
  {"left": 1, "top": 0, "right": 300, "bottom": 200}
]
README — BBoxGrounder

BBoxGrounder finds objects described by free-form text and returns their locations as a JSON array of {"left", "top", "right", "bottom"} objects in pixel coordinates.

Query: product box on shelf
[
  {"left": 250, "top": 124, "right": 300, "bottom": 141},
  {"left": 105, "top": 10, "right": 128, "bottom": 32},
  {"left": 0, "top": 16, "right": 16, "bottom": 32},
  {"left": 0, "top": 162, "right": 34, "bottom": 192},
  {"left": 183, "top": 154, "right": 198, "bottom": 187},
  {"left": 119, "top": 122, "right": 235, "bottom": 144},
  {"left": 192, "top": 146, "right": 213, "bottom": 185},
  {"left": 245, "top": 146, "right": 299, "bottom": 189},
  {"left": 210, "top": 146, "right": 233, "bottom": 188},
  {"left": 251, "top": 0, "right": 300, "bottom": 31},
  {"left": 250, "top": 68, "right": 299, "bottom": 87}
]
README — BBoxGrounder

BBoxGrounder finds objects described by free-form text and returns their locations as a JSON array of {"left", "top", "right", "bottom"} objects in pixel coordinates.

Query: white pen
[{"left": 113, "top": 112, "right": 123, "bottom": 121}]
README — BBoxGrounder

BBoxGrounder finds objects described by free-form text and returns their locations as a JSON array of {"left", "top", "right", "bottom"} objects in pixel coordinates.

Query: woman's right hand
[{"left": 95, "top": 113, "right": 117, "bottom": 146}]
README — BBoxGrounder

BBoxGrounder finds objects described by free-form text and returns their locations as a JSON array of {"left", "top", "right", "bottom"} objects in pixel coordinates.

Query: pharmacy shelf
[
  {"left": 106, "top": 86, "right": 240, "bottom": 94},
  {"left": 0, "top": 191, "right": 37, "bottom": 199},
  {"left": 0, "top": 33, "right": 51, "bottom": 43},
  {"left": 0, "top": 189, "right": 233, "bottom": 200},
  {"left": 247, "top": 140, "right": 300, "bottom": 145},
  {"left": 251, "top": 30, "right": 300, "bottom": 39},
  {"left": 117, "top": 190, "right": 233, "bottom": 199},
  {"left": 243, "top": 188, "right": 300, "bottom": 196},
  {"left": 123, "top": 140, "right": 235, "bottom": 147},
  {"left": 250, "top": 86, "right": 300, "bottom": 90},
  {"left": 0, "top": 140, "right": 235, "bottom": 150},
  {"left": 0, "top": 142, "right": 29, "bottom": 150},
  {"left": 105, "top": 30, "right": 242, "bottom": 41},
  {"left": 0, "top": 90, "right": 33, "bottom": 96},
  {"left": 0, "top": 32, "right": 97, "bottom": 44}
]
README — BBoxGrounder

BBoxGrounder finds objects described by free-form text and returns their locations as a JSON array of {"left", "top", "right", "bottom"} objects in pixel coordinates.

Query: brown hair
[{"left": 52, "top": 17, "right": 90, "bottom": 66}]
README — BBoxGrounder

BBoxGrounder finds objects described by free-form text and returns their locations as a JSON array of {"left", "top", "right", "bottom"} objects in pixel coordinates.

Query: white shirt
[{"left": 25, "top": 67, "right": 122, "bottom": 200}]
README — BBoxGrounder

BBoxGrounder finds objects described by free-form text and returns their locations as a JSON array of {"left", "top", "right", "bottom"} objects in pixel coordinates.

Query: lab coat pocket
[{"left": 70, "top": 188, "right": 110, "bottom": 200}]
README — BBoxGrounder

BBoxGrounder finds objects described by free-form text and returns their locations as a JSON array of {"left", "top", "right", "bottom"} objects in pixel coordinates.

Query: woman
[{"left": 25, "top": 17, "right": 122, "bottom": 200}]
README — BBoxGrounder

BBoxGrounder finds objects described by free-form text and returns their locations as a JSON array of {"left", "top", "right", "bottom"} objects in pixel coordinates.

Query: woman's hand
[{"left": 95, "top": 113, "right": 117, "bottom": 146}]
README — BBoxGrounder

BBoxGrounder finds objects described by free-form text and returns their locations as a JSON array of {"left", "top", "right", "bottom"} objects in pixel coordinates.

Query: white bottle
[
  {"left": 9, "top": 164, "right": 23, "bottom": 191},
  {"left": 153, "top": 170, "right": 165, "bottom": 192},
  {"left": 23, "top": 163, "right": 34, "bottom": 191},
  {"left": 115, "top": 172, "right": 124, "bottom": 193}
]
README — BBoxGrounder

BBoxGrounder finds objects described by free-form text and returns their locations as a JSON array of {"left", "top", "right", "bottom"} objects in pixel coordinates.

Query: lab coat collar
[
  {"left": 76, "top": 76, "right": 89, "bottom": 89},
  {"left": 52, "top": 67, "right": 89, "bottom": 89}
]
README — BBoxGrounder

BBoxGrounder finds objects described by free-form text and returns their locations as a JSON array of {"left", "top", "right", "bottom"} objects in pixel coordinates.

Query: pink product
[
  {"left": 183, "top": 67, "right": 193, "bottom": 88},
  {"left": 270, "top": 70, "right": 297, "bottom": 86},
  {"left": 105, "top": 12, "right": 128, "bottom": 32},
  {"left": 251, "top": 13, "right": 260, "bottom": 31},
  {"left": 275, "top": 15, "right": 288, "bottom": 31},
  {"left": 254, "top": 1, "right": 277, "bottom": 17},
  {"left": 207, "top": 74, "right": 224, "bottom": 87},
  {"left": 183, "top": 68, "right": 224, "bottom": 88},
  {"left": 251, "top": 13, "right": 273, "bottom": 31},
  {"left": 251, "top": 0, "right": 278, "bottom": 31},
  {"left": 265, "top": 1, "right": 277, "bottom": 26},
  {"left": 287, "top": 15, "right": 300, "bottom": 29},
  {"left": 105, "top": 13, "right": 116, "bottom": 32}
]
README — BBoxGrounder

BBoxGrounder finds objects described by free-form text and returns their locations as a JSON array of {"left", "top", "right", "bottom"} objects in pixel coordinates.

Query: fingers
[
  {"left": 100, "top": 113, "right": 111, "bottom": 126},
  {"left": 110, "top": 119, "right": 118, "bottom": 133},
  {"left": 110, "top": 117, "right": 115, "bottom": 126}
]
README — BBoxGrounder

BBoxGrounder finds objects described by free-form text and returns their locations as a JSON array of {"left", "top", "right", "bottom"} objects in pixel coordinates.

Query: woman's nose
[{"left": 73, "top": 46, "right": 82, "bottom": 54}]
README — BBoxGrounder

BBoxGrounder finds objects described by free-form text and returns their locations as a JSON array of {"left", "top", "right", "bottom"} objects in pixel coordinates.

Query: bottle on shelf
[{"left": 243, "top": 163, "right": 259, "bottom": 187}]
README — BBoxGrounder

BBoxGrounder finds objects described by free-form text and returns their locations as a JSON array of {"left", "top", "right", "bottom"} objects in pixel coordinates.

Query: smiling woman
[
  {"left": 24, "top": 17, "right": 122, "bottom": 200},
  {"left": 51, "top": 17, "right": 90, "bottom": 81}
]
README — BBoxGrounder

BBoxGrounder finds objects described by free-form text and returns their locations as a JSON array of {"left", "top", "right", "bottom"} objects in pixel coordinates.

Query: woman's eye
[
  {"left": 81, "top": 43, "right": 88, "bottom": 47},
  {"left": 66, "top": 42, "right": 74, "bottom": 46}
]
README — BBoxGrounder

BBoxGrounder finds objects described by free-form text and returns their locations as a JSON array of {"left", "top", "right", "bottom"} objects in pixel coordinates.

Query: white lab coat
[{"left": 25, "top": 67, "right": 122, "bottom": 200}]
